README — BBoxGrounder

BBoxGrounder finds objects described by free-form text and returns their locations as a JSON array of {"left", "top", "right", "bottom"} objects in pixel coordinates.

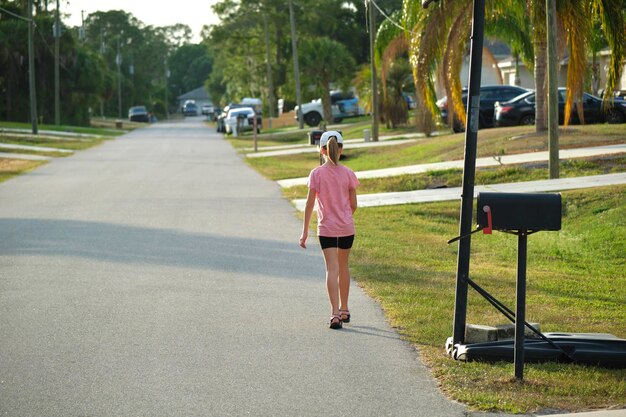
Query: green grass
[
  {"left": 0, "top": 121, "right": 120, "bottom": 180},
  {"left": 239, "top": 122, "right": 626, "bottom": 413},
  {"left": 227, "top": 117, "right": 424, "bottom": 150},
  {"left": 284, "top": 155, "right": 626, "bottom": 200},
  {"left": 246, "top": 124, "right": 626, "bottom": 181},
  {"left": 350, "top": 186, "right": 625, "bottom": 413},
  {"left": 0, "top": 159, "right": 47, "bottom": 183},
  {"left": 0, "top": 120, "right": 125, "bottom": 137}
]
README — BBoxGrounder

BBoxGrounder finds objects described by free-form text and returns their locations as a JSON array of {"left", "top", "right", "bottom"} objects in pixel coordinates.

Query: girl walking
[{"left": 299, "top": 131, "right": 359, "bottom": 329}]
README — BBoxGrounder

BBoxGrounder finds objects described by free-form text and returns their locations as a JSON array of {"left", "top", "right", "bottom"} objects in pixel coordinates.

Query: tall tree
[
  {"left": 402, "top": 0, "right": 626, "bottom": 132},
  {"left": 298, "top": 37, "right": 356, "bottom": 123}
]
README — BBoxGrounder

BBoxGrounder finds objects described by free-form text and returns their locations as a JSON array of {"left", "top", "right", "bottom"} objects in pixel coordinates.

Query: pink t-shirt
[{"left": 307, "top": 164, "right": 359, "bottom": 237}]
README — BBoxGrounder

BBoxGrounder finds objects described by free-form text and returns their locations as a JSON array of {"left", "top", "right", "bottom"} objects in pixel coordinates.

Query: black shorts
[{"left": 319, "top": 235, "right": 355, "bottom": 250}]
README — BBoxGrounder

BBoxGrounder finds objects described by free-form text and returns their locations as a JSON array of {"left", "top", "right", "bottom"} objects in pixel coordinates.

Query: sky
[{"left": 64, "top": 0, "right": 221, "bottom": 43}]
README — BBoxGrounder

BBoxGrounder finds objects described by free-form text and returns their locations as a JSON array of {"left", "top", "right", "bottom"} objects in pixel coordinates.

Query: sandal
[
  {"left": 339, "top": 310, "right": 350, "bottom": 323},
  {"left": 329, "top": 315, "right": 343, "bottom": 329}
]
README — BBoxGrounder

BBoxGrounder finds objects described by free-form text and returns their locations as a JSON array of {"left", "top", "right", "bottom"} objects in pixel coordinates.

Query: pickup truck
[{"left": 295, "top": 91, "right": 363, "bottom": 127}]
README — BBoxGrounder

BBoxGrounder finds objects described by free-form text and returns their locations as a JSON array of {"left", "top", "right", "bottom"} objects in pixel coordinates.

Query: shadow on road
[{"left": 0, "top": 217, "right": 319, "bottom": 281}]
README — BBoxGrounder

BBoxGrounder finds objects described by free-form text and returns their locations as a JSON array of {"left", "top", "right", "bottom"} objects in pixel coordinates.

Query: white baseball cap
[{"left": 319, "top": 130, "right": 344, "bottom": 147}]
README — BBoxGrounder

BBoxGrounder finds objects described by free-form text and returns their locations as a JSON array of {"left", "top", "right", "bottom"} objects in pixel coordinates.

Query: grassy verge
[
  {"left": 245, "top": 124, "right": 626, "bottom": 181},
  {"left": 0, "top": 121, "right": 123, "bottom": 181},
  {"left": 0, "top": 159, "right": 47, "bottom": 183},
  {"left": 227, "top": 118, "right": 423, "bottom": 150},
  {"left": 239, "top": 122, "right": 626, "bottom": 413},
  {"left": 283, "top": 155, "right": 626, "bottom": 200},
  {"left": 1, "top": 121, "right": 126, "bottom": 137},
  {"left": 350, "top": 186, "right": 625, "bottom": 413}
]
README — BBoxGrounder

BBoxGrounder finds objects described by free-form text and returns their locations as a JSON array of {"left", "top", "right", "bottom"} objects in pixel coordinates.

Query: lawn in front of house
[{"left": 239, "top": 122, "right": 626, "bottom": 413}]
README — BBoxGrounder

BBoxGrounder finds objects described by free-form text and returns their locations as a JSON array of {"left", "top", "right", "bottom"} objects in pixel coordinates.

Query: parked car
[
  {"left": 128, "top": 105, "right": 149, "bottom": 123},
  {"left": 437, "top": 85, "right": 529, "bottom": 132},
  {"left": 295, "top": 90, "right": 363, "bottom": 127},
  {"left": 216, "top": 104, "right": 257, "bottom": 133},
  {"left": 223, "top": 107, "right": 261, "bottom": 135},
  {"left": 183, "top": 100, "right": 198, "bottom": 116},
  {"left": 201, "top": 104, "right": 214, "bottom": 116},
  {"left": 403, "top": 92, "right": 417, "bottom": 110},
  {"left": 494, "top": 88, "right": 626, "bottom": 126}
]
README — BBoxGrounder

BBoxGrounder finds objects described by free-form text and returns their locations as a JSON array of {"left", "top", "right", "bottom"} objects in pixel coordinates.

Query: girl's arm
[
  {"left": 349, "top": 188, "right": 357, "bottom": 214},
  {"left": 300, "top": 188, "right": 316, "bottom": 248}
]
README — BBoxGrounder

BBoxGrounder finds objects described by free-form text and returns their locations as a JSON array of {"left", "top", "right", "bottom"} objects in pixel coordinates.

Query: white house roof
[{"left": 177, "top": 87, "right": 212, "bottom": 102}]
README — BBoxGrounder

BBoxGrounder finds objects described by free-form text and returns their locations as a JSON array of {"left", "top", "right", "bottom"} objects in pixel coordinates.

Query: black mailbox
[
  {"left": 308, "top": 130, "right": 323, "bottom": 145},
  {"left": 308, "top": 130, "right": 342, "bottom": 146},
  {"left": 477, "top": 192, "right": 562, "bottom": 232}
]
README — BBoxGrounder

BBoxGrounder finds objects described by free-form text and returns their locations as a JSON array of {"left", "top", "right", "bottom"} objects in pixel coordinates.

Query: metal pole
[
  {"left": 369, "top": 0, "right": 379, "bottom": 141},
  {"left": 54, "top": 0, "right": 60, "bottom": 125},
  {"left": 253, "top": 116, "right": 258, "bottom": 153},
  {"left": 546, "top": 0, "right": 559, "bottom": 179},
  {"left": 263, "top": 13, "right": 274, "bottom": 130},
  {"left": 27, "top": 0, "right": 38, "bottom": 134},
  {"left": 288, "top": 0, "right": 303, "bottom": 129},
  {"left": 165, "top": 66, "right": 170, "bottom": 119},
  {"left": 451, "top": 0, "right": 485, "bottom": 345},
  {"left": 116, "top": 38, "right": 122, "bottom": 119},
  {"left": 514, "top": 232, "right": 528, "bottom": 380}
]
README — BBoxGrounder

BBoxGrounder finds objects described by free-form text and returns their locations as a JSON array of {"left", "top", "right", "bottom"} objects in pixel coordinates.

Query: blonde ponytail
[{"left": 327, "top": 136, "right": 341, "bottom": 165}]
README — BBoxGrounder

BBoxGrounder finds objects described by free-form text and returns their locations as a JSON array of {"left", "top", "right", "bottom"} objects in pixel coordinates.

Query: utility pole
[
  {"left": 288, "top": 0, "right": 303, "bottom": 129},
  {"left": 369, "top": 0, "right": 379, "bottom": 141},
  {"left": 116, "top": 38, "right": 122, "bottom": 119},
  {"left": 54, "top": 0, "right": 60, "bottom": 125},
  {"left": 165, "top": 62, "right": 170, "bottom": 119},
  {"left": 27, "top": 0, "right": 38, "bottom": 134},
  {"left": 546, "top": 0, "right": 559, "bottom": 179},
  {"left": 79, "top": 10, "right": 85, "bottom": 41},
  {"left": 263, "top": 13, "right": 274, "bottom": 130}
]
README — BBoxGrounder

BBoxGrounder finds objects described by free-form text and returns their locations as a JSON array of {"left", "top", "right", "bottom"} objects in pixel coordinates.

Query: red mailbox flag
[{"left": 482, "top": 205, "right": 492, "bottom": 234}]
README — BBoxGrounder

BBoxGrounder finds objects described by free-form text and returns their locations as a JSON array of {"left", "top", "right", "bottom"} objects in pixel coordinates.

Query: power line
[{"left": 369, "top": 0, "right": 416, "bottom": 35}]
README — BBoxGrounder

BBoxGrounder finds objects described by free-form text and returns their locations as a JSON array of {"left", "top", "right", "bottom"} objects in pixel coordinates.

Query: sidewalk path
[
  {"left": 293, "top": 172, "right": 626, "bottom": 211},
  {"left": 0, "top": 143, "right": 73, "bottom": 154},
  {"left": 0, "top": 152, "right": 51, "bottom": 161},
  {"left": 280, "top": 143, "right": 626, "bottom": 188},
  {"left": 243, "top": 131, "right": 427, "bottom": 153}
]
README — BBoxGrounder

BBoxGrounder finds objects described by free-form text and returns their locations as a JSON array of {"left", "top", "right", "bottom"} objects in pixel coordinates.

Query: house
[
  {"left": 177, "top": 87, "right": 213, "bottom": 113},
  {"left": 498, "top": 48, "right": 626, "bottom": 95}
]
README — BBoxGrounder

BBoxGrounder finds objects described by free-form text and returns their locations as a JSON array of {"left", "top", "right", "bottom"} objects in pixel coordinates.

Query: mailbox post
[{"left": 477, "top": 192, "right": 562, "bottom": 380}]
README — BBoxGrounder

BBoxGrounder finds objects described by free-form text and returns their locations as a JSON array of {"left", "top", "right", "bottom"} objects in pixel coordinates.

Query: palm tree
[
  {"left": 298, "top": 37, "right": 356, "bottom": 124},
  {"left": 403, "top": 0, "right": 626, "bottom": 131}
]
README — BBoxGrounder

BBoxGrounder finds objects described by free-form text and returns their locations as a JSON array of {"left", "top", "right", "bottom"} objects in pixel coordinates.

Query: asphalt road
[{"left": 0, "top": 117, "right": 467, "bottom": 416}]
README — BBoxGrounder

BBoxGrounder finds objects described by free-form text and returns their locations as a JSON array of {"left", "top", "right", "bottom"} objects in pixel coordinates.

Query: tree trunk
[
  {"left": 322, "top": 82, "right": 332, "bottom": 124},
  {"left": 546, "top": 0, "right": 559, "bottom": 179},
  {"left": 534, "top": 36, "right": 548, "bottom": 132}
]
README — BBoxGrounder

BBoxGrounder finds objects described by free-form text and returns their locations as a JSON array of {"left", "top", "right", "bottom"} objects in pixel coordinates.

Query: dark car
[
  {"left": 437, "top": 85, "right": 529, "bottom": 132},
  {"left": 183, "top": 101, "right": 198, "bottom": 117},
  {"left": 494, "top": 88, "right": 626, "bottom": 126},
  {"left": 128, "top": 105, "right": 149, "bottom": 123}
]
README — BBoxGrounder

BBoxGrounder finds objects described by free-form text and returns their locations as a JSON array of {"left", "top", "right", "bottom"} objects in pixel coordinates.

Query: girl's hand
[{"left": 299, "top": 232, "right": 307, "bottom": 248}]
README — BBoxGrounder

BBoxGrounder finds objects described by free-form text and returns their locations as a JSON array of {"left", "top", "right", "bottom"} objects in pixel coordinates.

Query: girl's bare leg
[
  {"left": 338, "top": 248, "right": 351, "bottom": 311},
  {"left": 322, "top": 248, "right": 340, "bottom": 315}
]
